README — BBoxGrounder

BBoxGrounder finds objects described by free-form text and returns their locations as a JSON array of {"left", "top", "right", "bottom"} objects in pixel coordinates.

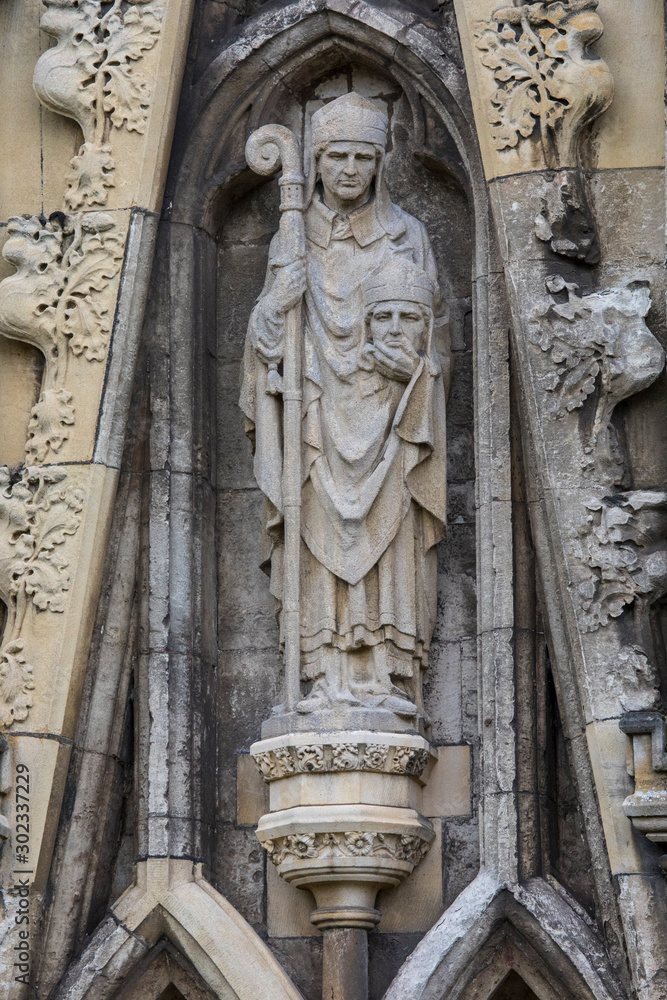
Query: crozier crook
[{"left": 245, "top": 124, "right": 306, "bottom": 712}]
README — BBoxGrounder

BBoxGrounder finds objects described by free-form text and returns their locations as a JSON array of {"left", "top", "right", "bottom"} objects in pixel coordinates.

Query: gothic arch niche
[
  {"left": 109, "top": 940, "right": 217, "bottom": 1000},
  {"left": 189, "top": 32, "right": 478, "bottom": 984},
  {"left": 161, "top": 5, "right": 500, "bottom": 998}
]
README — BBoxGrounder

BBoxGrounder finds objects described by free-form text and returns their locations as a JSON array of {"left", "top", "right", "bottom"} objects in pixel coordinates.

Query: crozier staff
[{"left": 240, "top": 93, "right": 448, "bottom": 718}]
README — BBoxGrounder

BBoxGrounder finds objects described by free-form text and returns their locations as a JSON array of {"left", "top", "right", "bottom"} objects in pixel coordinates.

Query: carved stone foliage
[
  {"left": 0, "top": 467, "right": 84, "bottom": 728},
  {"left": 573, "top": 491, "right": 667, "bottom": 633},
  {"left": 475, "top": 3, "right": 614, "bottom": 262},
  {"left": 261, "top": 831, "right": 431, "bottom": 869},
  {"left": 474, "top": 2, "right": 613, "bottom": 164},
  {"left": 34, "top": 0, "right": 164, "bottom": 210},
  {"left": 0, "top": 213, "right": 125, "bottom": 462},
  {"left": 530, "top": 277, "right": 665, "bottom": 480},
  {"left": 252, "top": 741, "right": 431, "bottom": 782}
]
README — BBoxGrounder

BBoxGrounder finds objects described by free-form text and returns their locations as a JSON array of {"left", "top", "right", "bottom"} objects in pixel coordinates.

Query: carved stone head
[{"left": 363, "top": 258, "right": 435, "bottom": 353}]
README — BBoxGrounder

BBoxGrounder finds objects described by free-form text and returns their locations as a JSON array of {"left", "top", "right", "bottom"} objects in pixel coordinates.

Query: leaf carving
[
  {"left": 25, "top": 389, "right": 75, "bottom": 463},
  {"left": 0, "top": 640, "right": 34, "bottom": 729},
  {"left": 4, "top": 468, "right": 85, "bottom": 614},
  {"left": 61, "top": 232, "right": 124, "bottom": 360},
  {"left": 38, "top": 0, "right": 164, "bottom": 209},
  {"left": 474, "top": 1, "right": 612, "bottom": 163},
  {"left": 102, "top": 6, "right": 162, "bottom": 134},
  {"left": 65, "top": 142, "right": 115, "bottom": 212}
]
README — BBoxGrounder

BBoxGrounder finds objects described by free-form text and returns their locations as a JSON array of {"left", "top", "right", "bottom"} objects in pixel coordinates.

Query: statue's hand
[
  {"left": 268, "top": 258, "right": 307, "bottom": 315},
  {"left": 368, "top": 338, "right": 420, "bottom": 383}
]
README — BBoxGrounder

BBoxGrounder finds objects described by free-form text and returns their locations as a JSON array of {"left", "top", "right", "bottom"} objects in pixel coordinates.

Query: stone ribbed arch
[
  {"left": 383, "top": 877, "right": 625, "bottom": 1000},
  {"left": 165, "top": 4, "right": 480, "bottom": 235}
]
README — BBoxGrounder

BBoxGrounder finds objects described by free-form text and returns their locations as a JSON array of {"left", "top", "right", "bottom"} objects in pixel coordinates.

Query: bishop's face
[{"left": 318, "top": 141, "right": 378, "bottom": 209}]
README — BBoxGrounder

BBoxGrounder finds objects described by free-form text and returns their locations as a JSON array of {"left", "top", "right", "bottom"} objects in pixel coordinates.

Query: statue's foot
[
  {"left": 296, "top": 688, "right": 365, "bottom": 713},
  {"left": 295, "top": 692, "right": 327, "bottom": 714},
  {"left": 376, "top": 694, "right": 420, "bottom": 718}
]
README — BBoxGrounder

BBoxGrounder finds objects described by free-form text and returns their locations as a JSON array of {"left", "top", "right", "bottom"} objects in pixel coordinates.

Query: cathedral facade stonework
[{"left": 0, "top": 2, "right": 666, "bottom": 999}]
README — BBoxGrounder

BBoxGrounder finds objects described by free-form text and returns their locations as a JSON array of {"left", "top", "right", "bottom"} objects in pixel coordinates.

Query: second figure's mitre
[{"left": 362, "top": 256, "right": 435, "bottom": 310}]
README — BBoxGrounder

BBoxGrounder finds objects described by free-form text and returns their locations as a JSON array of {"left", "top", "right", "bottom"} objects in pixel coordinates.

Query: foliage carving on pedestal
[
  {"left": 34, "top": 0, "right": 164, "bottom": 210},
  {"left": 0, "top": 213, "right": 125, "bottom": 462},
  {"left": 262, "top": 831, "right": 432, "bottom": 868},
  {"left": 252, "top": 741, "right": 430, "bottom": 781}
]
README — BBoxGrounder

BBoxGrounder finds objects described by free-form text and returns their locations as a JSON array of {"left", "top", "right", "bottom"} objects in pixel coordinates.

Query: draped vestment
[{"left": 240, "top": 193, "right": 447, "bottom": 691}]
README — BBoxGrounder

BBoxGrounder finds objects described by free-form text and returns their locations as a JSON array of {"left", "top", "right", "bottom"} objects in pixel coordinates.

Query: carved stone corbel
[
  {"left": 620, "top": 713, "right": 667, "bottom": 867},
  {"left": 252, "top": 733, "right": 435, "bottom": 930},
  {"left": 34, "top": 0, "right": 164, "bottom": 210},
  {"left": 475, "top": 1, "right": 614, "bottom": 262}
]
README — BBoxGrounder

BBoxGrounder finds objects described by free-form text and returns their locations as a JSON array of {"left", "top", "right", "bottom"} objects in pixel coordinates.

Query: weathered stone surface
[{"left": 1, "top": 1, "right": 666, "bottom": 999}]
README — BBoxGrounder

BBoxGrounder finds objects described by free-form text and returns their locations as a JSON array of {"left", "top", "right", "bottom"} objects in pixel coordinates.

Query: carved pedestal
[{"left": 252, "top": 731, "right": 434, "bottom": 929}]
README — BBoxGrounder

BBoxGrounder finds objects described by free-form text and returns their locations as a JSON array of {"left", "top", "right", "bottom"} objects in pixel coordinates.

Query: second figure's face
[
  {"left": 318, "top": 141, "right": 378, "bottom": 204},
  {"left": 369, "top": 301, "right": 427, "bottom": 350}
]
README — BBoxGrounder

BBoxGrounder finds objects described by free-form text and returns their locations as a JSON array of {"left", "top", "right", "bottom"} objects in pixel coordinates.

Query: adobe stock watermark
[{"left": 12, "top": 763, "right": 31, "bottom": 985}]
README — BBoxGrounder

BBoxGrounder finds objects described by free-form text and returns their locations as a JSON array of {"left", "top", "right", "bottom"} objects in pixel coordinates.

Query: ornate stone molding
[
  {"left": 258, "top": 803, "right": 435, "bottom": 930},
  {"left": 474, "top": 2, "right": 613, "bottom": 166},
  {"left": 253, "top": 730, "right": 435, "bottom": 929},
  {"left": 34, "top": 0, "right": 164, "bottom": 210},
  {"left": 573, "top": 491, "right": 667, "bottom": 632},
  {"left": 0, "top": 466, "right": 84, "bottom": 728},
  {"left": 263, "top": 831, "right": 431, "bottom": 871},
  {"left": 0, "top": 213, "right": 125, "bottom": 462},
  {"left": 475, "top": 2, "right": 614, "bottom": 262},
  {"left": 530, "top": 277, "right": 665, "bottom": 480},
  {"left": 252, "top": 735, "right": 432, "bottom": 782}
]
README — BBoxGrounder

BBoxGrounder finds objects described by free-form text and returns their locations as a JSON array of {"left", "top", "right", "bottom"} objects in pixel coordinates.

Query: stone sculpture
[
  {"left": 475, "top": 0, "right": 614, "bottom": 263},
  {"left": 240, "top": 93, "right": 448, "bottom": 724},
  {"left": 34, "top": 0, "right": 164, "bottom": 209}
]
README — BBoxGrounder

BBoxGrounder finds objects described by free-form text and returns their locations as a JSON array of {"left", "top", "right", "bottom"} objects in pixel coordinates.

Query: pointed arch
[
  {"left": 52, "top": 861, "right": 304, "bottom": 1000},
  {"left": 110, "top": 939, "right": 216, "bottom": 1000},
  {"left": 382, "top": 877, "right": 626, "bottom": 1000}
]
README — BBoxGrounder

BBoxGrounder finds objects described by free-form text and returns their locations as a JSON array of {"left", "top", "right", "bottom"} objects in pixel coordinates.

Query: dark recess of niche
[
  {"left": 0, "top": 600, "right": 6, "bottom": 645},
  {"left": 650, "top": 597, "right": 667, "bottom": 707},
  {"left": 489, "top": 970, "right": 539, "bottom": 1000},
  {"left": 544, "top": 647, "right": 597, "bottom": 917},
  {"left": 157, "top": 987, "right": 188, "bottom": 1000}
]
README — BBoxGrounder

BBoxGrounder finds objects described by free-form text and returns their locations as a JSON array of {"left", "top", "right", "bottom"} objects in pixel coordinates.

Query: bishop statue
[{"left": 240, "top": 93, "right": 448, "bottom": 720}]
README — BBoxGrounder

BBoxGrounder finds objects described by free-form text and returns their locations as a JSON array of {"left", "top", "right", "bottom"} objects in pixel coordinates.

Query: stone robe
[{"left": 240, "top": 193, "right": 447, "bottom": 699}]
